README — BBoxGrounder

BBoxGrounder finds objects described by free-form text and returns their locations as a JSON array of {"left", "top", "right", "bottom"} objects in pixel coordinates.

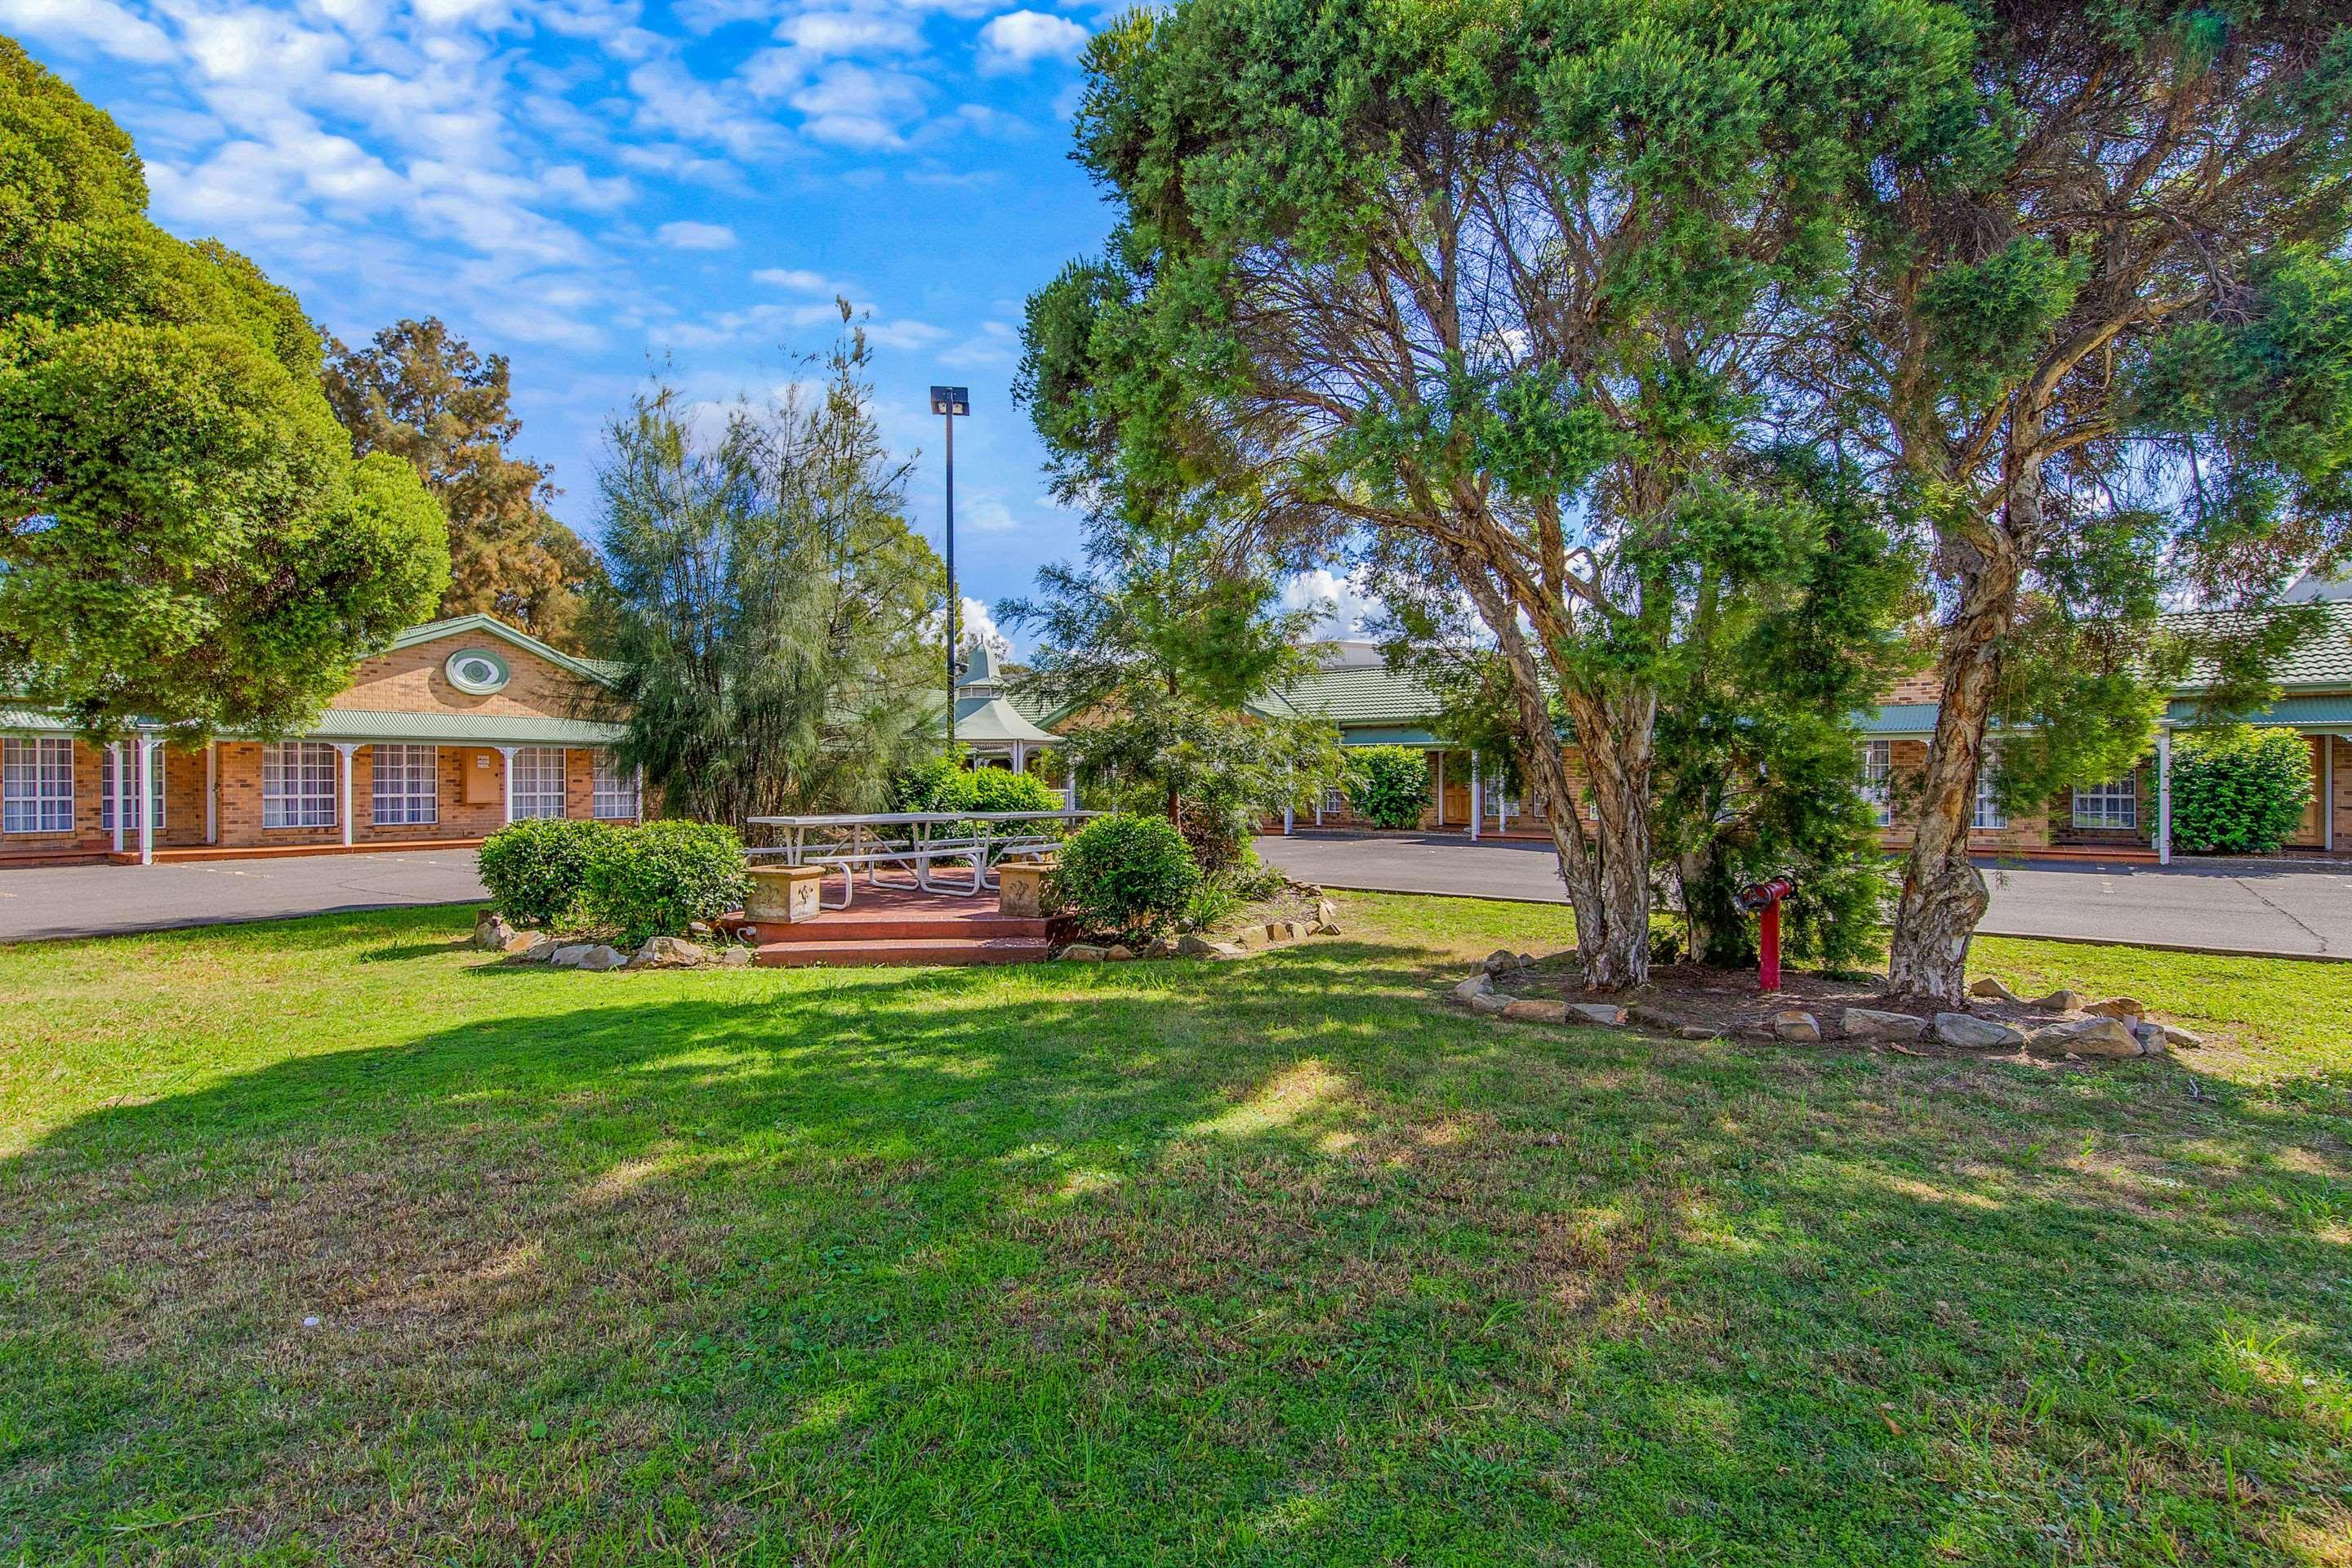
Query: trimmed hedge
[
  {"left": 477, "top": 817, "right": 612, "bottom": 929},
  {"left": 1053, "top": 813, "right": 1200, "bottom": 942},
  {"left": 583, "top": 819, "right": 751, "bottom": 948},
  {"left": 2172, "top": 725, "right": 2313, "bottom": 856},
  {"left": 1344, "top": 746, "right": 1432, "bottom": 829}
]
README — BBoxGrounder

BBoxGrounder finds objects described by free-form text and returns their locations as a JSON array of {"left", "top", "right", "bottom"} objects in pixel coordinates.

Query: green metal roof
[
  {"left": 1258, "top": 666, "right": 1442, "bottom": 728},
  {"left": 300, "top": 710, "right": 628, "bottom": 746},
  {"left": 2168, "top": 693, "right": 2352, "bottom": 728},
  {"left": 1854, "top": 703, "right": 1942, "bottom": 736}
]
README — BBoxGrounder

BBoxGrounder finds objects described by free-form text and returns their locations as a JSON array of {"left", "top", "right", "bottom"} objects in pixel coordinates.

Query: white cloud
[
  {"left": 1284, "top": 568, "right": 1386, "bottom": 641},
  {"left": 0, "top": 0, "right": 175, "bottom": 62},
  {"left": 777, "top": 11, "right": 922, "bottom": 58},
  {"left": 963, "top": 495, "right": 1018, "bottom": 533},
  {"left": 626, "top": 57, "right": 781, "bottom": 158},
  {"left": 974, "top": 9, "right": 1086, "bottom": 74},
  {"left": 959, "top": 595, "right": 1011, "bottom": 656},
  {"left": 785, "top": 62, "right": 929, "bottom": 148},
  {"left": 657, "top": 219, "right": 739, "bottom": 249},
  {"left": 751, "top": 265, "right": 833, "bottom": 289}
]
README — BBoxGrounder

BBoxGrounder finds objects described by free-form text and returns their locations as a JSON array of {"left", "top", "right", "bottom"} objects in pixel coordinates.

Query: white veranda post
[
  {"left": 497, "top": 746, "right": 519, "bottom": 825},
  {"left": 2156, "top": 728, "right": 2172, "bottom": 866},
  {"left": 136, "top": 734, "right": 154, "bottom": 866},
  {"left": 109, "top": 741, "right": 126, "bottom": 855},
  {"left": 204, "top": 742, "right": 218, "bottom": 844},
  {"left": 336, "top": 743, "right": 359, "bottom": 846},
  {"left": 1469, "top": 751, "right": 1481, "bottom": 842}
]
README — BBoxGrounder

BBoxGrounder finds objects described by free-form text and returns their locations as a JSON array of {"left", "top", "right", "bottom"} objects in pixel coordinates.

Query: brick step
[
  {"left": 753, "top": 936, "right": 1051, "bottom": 968},
  {"left": 753, "top": 913, "right": 1049, "bottom": 943}
]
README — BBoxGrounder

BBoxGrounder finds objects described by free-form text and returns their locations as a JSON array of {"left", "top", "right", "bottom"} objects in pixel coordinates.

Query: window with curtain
[
  {"left": 262, "top": 742, "right": 337, "bottom": 828},
  {"left": 591, "top": 751, "right": 638, "bottom": 819},
  {"left": 372, "top": 744, "right": 439, "bottom": 826},
  {"left": 100, "top": 743, "right": 166, "bottom": 831},
  {"left": 1972, "top": 755, "right": 2007, "bottom": 831},
  {"left": 2, "top": 737, "right": 74, "bottom": 834},
  {"left": 511, "top": 746, "right": 567, "bottom": 820}
]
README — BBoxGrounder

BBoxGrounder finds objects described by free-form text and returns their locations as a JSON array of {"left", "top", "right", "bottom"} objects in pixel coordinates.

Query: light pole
[{"left": 930, "top": 385, "right": 970, "bottom": 746}]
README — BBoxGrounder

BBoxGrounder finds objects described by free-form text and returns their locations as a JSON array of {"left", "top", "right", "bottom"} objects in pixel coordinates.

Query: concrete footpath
[{"left": 1257, "top": 831, "right": 2352, "bottom": 960}]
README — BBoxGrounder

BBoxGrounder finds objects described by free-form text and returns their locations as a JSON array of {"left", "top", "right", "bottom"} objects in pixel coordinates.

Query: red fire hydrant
[{"left": 1735, "top": 876, "right": 1795, "bottom": 994}]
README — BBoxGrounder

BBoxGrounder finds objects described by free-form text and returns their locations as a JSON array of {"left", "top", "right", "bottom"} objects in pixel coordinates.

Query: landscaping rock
[
  {"left": 2083, "top": 996, "right": 2145, "bottom": 1022},
  {"left": 1468, "top": 991, "right": 1513, "bottom": 1016},
  {"left": 510, "top": 935, "right": 557, "bottom": 963},
  {"left": 2027, "top": 1015, "right": 2141, "bottom": 1059},
  {"left": 1772, "top": 1009, "right": 1822, "bottom": 1043},
  {"left": 716, "top": 947, "right": 751, "bottom": 967},
  {"left": 1934, "top": 1012, "right": 2025, "bottom": 1049},
  {"left": 1503, "top": 999, "right": 1566, "bottom": 1023},
  {"left": 551, "top": 943, "right": 628, "bottom": 972},
  {"left": 473, "top": 913, "right": 528, "bottom": 952},
  {"left": 2027, "top": 988, "right": 2086, "bottom": 1013},
  {"left": 1626, "top": 1004, "right": 1683, "bottom": 1034},
  {"left": 1263, "top": 921, "right": 1296, "bottom": 945},
  {"left": 1842, "top": 1007, "right": 1927, "bottom": 1042},
  {"left": 2133, "top": 1022, "right": 2167, "bottom": 1055},
  {"left": 1060, "top": 943, "right": 1110, "bottom": 962},
  {"left": 1105, "top": 945, "right": 1135, "bottom": 960},
  {"left": 628, "top": 935, "right": 711, "bottom": 970},
  {"left": 687, "top": 921, "right": 715, "bottom": 939},
  {"left": 1176, "top": 934, "right": 1224, "bottom": 957},
  {"left": 1230, "top": 927, "right": 1265, "bottom": 951},
  {"left": 1453, "top": 973, "right": 1495, "bottom": 1004},
  {"left": 1316, "top": 898, "right": 1339, "bottom": 927},
  {"left": 1142, "top": 937, "right": 1174, "bottom": 958},
  {"left": 2159, "top": 1022, "right": 2203, "bottom": 1049},
  {"left": 1968, "top": 976, "right": 2025, "bottom": 1004},
  {"left": 1566, "top": 1002, "right": 1627, "bottom": 1027},
  {"left": 1483, "top": 948, "right": 1524, "bottom": 975}
]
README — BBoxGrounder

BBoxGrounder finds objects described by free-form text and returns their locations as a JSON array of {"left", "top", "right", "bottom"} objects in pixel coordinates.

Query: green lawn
[{"left": 2, "top": 896, "right": 2348, "bottom": 1566}]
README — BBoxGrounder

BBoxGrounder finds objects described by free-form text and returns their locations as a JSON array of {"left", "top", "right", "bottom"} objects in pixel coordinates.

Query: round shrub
[
  {"left": 584, "top": 819, "right": 751, "bottom": 948},
  {"left": 1344, "top": 746, "right": 1432, "bottom": 829},
  {"left": 964, "top": 765, "right": 1059, "bottom": 816},
  {"left": 1053, "top": 813, "right": 1200, "bottom": 942},
  {"left": 478, "top": 817, "right": 613, "bottom": 929},
  {"left": 2171, "top": 725, "right": 2314, "bottom": 856}
]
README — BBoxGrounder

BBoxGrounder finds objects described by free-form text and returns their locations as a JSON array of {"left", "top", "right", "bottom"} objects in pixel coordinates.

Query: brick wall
[
  {"left": 329, "top": 634, "right": 599, "bottom": 721},
  {"left": 1869, "top": 737, "right": 2056, "bottom": 853}
]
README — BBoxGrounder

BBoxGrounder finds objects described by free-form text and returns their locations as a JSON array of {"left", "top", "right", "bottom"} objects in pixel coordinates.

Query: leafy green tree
[
  {"left": 2170, "top": 726, "right": 2315, "bottom": 856},
  {"left": 1342, "top": 746, "right": 1432, "bottom": 831},
  {"left": 1809, "top": 0, "right": 2352, "bottom": 1000},
  {"left": 0, "top": 36, "right": 448, "bottom": 738},
  {"left": 1027, "top": 0, "right": 1976, "bottom": 986},
  {"left": 588, "top": 307, "right": 943, "bottom": 826},
  {"left": 323, "top": 318, "right": 604, "bottom": 650}
]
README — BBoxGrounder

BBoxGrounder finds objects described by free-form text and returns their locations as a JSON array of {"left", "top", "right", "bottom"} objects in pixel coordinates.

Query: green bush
[
  {"left": 2172, "top": 725, "right": 2313, "bottom": 856},
  {"left": 583, "top": 819, "right": 751, "bottom": 948},
  {"left": 1344, "top": 746, "right": 1432, "bottom": 829},
  {"left": 964, "top": 766, "right": 1060, "bottom": 816},
  {"left": 477, "top": 817, "right": 614, "bottom": 929},
  {"left": 1053, "top": 813, "right": 1200, "bottom": 942}
]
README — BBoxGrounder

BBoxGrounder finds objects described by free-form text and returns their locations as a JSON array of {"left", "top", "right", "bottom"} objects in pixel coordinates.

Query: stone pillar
[
  {"left": 336, "top": 742, "right": 359, "bottom": 846},
  {"left": 2155, "top": 728, "right": 2172, "bottom": 866},
  {"left": 136, "top": 735, "right": 154, "bottom": 866},
  {"left": 745, "top": 864, "right": 826, "bottom": 924}
]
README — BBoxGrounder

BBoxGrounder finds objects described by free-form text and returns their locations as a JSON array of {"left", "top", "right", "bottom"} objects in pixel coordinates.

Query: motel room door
[{"left": 2295, "top": 736, "right": 2326, "bottom": 847}]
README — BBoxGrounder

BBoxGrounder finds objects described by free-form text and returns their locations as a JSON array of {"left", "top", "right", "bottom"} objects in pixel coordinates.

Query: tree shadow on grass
[{"left": 2, "top": 933, "right": 2348, "bottom": 1565}]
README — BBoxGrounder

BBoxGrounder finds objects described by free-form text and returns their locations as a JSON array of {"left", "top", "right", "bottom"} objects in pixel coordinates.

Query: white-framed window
[
  {"left": 510, "top": 746, "right": 567, "bottom": 820},
  {"left": 2073, "top": 776, "right": 2139, "bottom": 831},
  {"left": 591, "top": 751, "right": 639, "bottom": 820},
  {"left": 2, "top": 737, "right": 74, "bottom": 834},
  {"left": 1972, "top": 754, "right": 2007, "bottom": 831},
  {"left": 372, "top": 744, "right": 439, "bottom": 826},
  {"left": 1860, "top": 740, "right": 1893, "bottom": 828},
  {"left": 100, "top": 743, "right": 166, "bottom": 831},
  {"left": 1321, "top": 785, "right": 1348, "bottom": 817},
  {"left": 263, "top": 742, "right": 337, "bottom": 829}
]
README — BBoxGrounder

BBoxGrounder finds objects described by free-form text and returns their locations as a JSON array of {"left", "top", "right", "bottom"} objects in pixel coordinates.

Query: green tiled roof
[
  {"left": 2166, "top": 599, "right": 2352, "bottom": 690},
  {"left": 1256, "top": 666, "right": 1442, "bottom": 728}
]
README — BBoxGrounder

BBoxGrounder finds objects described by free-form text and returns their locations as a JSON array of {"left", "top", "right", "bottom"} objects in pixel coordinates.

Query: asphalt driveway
[
  {"left": 0, "top": 851, "right": 488, "bottom": 943},
  {"left": 1258, "top": 830, "right": 2352, "bottom": 960}
]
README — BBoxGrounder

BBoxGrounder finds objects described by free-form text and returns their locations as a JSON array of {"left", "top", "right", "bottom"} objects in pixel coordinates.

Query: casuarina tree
[
  {"left": 588, "top": 305, "right": 943, "bottom": 826},
  {"left": 0, "top": 36, "right": 448, "bottom": 739},
  {"left": 1812, "top": 0, "right": 2352, "bottom": 1001},
  {"left": 1025, "top": 0, "right": 1976, "bottom": 987}
]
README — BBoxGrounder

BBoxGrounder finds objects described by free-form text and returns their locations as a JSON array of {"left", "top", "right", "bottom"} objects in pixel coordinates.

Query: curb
[{"left": 1311, "top": 884, "right": 2344, "bottom": 964}]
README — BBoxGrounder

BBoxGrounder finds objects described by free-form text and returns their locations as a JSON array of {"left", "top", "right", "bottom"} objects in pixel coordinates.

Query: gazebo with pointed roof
[{"left": 951, "top": 642, "right": 1058, "bottom": 772}]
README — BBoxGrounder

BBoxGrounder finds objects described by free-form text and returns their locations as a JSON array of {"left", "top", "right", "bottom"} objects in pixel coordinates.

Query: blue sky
[{"left": 5, "top": 0, "right": 1207, "bottom": 652}]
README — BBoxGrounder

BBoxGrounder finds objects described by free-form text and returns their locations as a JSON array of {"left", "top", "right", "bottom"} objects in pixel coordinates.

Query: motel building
[
  {"left": 1258, "top": 599, "right": 2352, "bottom": 862},
  {"left": 0, "top": 616, "right": 640, "bottom": 868}
]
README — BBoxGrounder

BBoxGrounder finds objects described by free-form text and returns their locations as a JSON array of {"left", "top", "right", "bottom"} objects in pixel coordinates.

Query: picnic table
[{"left": 743, "top": 808, "right": 1098, "bottom": 910}]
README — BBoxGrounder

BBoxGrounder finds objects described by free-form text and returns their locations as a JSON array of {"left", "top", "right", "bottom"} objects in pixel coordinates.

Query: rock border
[
  {"left": 1058, "top": 898, "right": 1343, "bottom": 962},
  {"left": 475, "top": 911, "right": 753, "bottom": 972},
  {"left": 1447, "top": 951, "right": 2199, "bottom": 1063}
]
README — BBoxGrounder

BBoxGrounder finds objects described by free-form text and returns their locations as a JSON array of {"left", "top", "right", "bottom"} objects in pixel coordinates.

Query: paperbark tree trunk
[{"left": 1884, "top": 475, "right": 2030, "bottom": 1003}]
